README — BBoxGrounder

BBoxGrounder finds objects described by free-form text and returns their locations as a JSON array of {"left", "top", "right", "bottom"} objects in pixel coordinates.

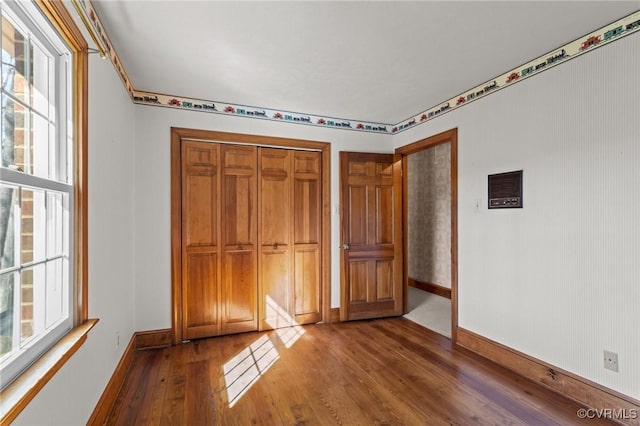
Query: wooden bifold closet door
[{"left": 181, "top": 141, "right": 321, "bottom": 340}]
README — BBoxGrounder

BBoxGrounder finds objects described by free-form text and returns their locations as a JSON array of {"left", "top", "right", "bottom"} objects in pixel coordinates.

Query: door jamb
[
  {"left": 395, "top": 128, "right": 458, "bottom": 344},
  {"left": 171, "top": 127, "right": 331, "bottom": 344}
]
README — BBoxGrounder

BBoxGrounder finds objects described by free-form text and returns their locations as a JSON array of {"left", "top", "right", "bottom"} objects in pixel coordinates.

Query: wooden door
[
  {"left": 258, "top": 148, "right": 322, "bottom": 329},
  {"left": 340, "top": 152, "right": 403, "bottom": 321},
  {"left": 181, "top": 141, "right": 222, "bottom": 339},
  {"left": 293, "top": 151, "right": 322, "bottom": 324},
  {"left": 258, "top": 148, "right": 294, "bottom": 330},
  {"left": 221, "top": 145, "right": 258, "bottom": 334}
]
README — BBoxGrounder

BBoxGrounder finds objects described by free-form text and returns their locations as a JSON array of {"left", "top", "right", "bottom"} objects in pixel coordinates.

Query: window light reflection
[{"left": 223, "top": 334, "right": 279, "bottom": 407}]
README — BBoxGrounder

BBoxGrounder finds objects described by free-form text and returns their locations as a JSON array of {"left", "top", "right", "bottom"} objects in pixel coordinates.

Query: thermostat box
[{"left": 488, "top": 170, "right": 523, "bottom": 209}]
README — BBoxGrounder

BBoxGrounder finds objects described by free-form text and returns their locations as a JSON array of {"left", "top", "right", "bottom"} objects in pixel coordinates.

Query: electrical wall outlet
[
  {"left": 603, "top": 350, "right": 618, "bottom": 372},
  {"left": 116, "top": 331, "right": 120, "bottom": 349}
]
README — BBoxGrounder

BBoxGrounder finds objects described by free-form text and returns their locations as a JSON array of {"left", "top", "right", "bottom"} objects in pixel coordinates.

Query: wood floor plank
[
  {"left": 132, "top": 349, "right": 171, "bottom": 426},
  {"left": 319, "top": 321, "right": 501, "bottom": 425},
  {"left": 275, "top": 328, "right": 384, "bottom": 424},
  {"left": 106, "top": 318, "right": 616, "bottom": 425},
  {"left": 107, "top": 350, "right": 156, "bottom": 425},
  {"left": 370, "top": 319, "right": 612, "bottom": 425},
  {"left": 309, "top": 322, "right": 441, "bottom": 424},
  {"left": 158, "top": 343, "right": 187, "bottom": 425},
  {"left": 348, "top": 321, "right": 538, "bottom": 423}
]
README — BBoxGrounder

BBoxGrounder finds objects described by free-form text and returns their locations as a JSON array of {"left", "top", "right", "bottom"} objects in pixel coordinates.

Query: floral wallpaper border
[
  {"left": 74, "top": 1, "right": 639, "bottom": 135},
  {"left": 391, "top": 10, "right": 640, "bottom": 133}
]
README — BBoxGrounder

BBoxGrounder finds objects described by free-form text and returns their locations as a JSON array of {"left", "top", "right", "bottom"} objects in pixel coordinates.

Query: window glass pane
[
  {"left": 30, "top": 42, "right": 50, "bottom": 117},
  {"left": 0, "top": 271, "right": 16, "bottom": 357},
  {"left": 45, "top": 259, "right": 63, "bottom": 328},
  {"left": 1, "top": 95, "right": 28, "bottom": 173},
  {"left": 1, "top": 16, "right": 28, "bottom": 104},
  {"left": 46, "top": 191, "right": 62, "bottom": 257},
  {"left": 21, "top": 188, "right": 45, "bottom": 264},
  {"left": 31, "top": 111, "right": 49, "bottom": 178},
  {"left": 48, "top": 123, "right": 57, "bottom": 180},
  {"left": 0, "top": 184, "right": 18, "bottom": 271}
]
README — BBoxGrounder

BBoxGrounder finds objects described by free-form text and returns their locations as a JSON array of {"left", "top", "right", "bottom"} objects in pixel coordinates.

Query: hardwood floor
[{"left": 106, "top": 318, "right": 612, "bottom": 425}]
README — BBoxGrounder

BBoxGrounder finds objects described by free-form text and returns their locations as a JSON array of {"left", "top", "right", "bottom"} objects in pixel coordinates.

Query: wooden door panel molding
[
  {"left": 341, "top": 151, "right": 403, "bottom": 322},
  {"left": 294, "top": 247, "right": 320, "bottom": 321},
  {"left": 183, "top": 175, "right": 217, "bottom": 247},
  {"left": 376, "top": 260, "right": 394, "bottom": 300},
  {"left": 375, "top": 186, "right": 394, "bottom": 245},
  {"left": 347, "top": 186, "right": 368, "bottom": 245},
  {"left": 293, "top": 152, "right": 320, "bottom": 174},
  {"left": 223, "top": 254, "right": 255, "bottom": 321},
  {"left": 223, "top": 175, "right": 255, "bottom": 246},
  {"left": 294, "top": 178, "right": 320, "bottom": 244},
  {"left": 182, "top": 142, "right": 218, "bottom": 248},
  {"left": 259, "top": 250, "right": 291, "bottom": 330},
  {"left": 223, "top": 145, "right": 255, "bottom": 170},
  {"left": 183, "top": 252, "right": 219, "bottom": 339}
]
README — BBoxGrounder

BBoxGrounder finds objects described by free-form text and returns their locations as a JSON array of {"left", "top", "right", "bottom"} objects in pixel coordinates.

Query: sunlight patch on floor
[
  {"left": 223, "top": 295, "right": 306, "bottom": 407},
  {"left": 223, "top": 334, "right": 279, "bottom": 407}
]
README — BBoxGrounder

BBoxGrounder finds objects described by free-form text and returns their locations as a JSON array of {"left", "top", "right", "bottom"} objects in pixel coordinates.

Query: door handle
[{"left": 340, "top": 243, "right": 350, "bottom": 250}]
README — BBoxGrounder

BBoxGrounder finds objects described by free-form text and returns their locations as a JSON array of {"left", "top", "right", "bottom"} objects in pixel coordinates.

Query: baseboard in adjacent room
[
  {"left": 456, "top": 327, "right": 640, "bottom": 426},
  {"left": 408, "top": 277, "right": 452, "bottom": 299}
]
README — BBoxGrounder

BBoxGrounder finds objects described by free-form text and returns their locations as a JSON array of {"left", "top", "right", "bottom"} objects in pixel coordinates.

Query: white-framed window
[{"left": 1, "top": 0, "right": 74, "bottom": 391}]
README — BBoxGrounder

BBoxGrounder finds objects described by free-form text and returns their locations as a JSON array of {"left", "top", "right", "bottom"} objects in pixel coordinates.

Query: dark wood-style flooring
[{"left": 107, "top": 318, "right": 611, "bottom": 425}]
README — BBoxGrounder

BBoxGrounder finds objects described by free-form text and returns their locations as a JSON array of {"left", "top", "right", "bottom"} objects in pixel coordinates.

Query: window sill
[{"left": 0, "top": 318, "right": 99, "bottom": 424}]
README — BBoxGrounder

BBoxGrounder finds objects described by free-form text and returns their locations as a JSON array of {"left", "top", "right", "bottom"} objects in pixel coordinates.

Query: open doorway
[{"left": 396, "top": 129, "right": 457, "bottom": 341}]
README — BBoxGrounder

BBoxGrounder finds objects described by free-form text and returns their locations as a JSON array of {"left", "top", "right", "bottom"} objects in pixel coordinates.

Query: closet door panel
[
  {"left": 181, "top": 142, "right": 221, "bottom": 339},
  {"left": 293, "top": 151, "right": 322, "bottom": 323},
  {"left": 258, "top": 148, "right": 293, "bottom": 330},
  {"left": 221, "top": 145, "right": 258, "bottom": 334},
  {"left": 294, "top": 248, "right": 320, "bottom": 323},
  {"left": 183, "top": 144, "right": 218, "bottom": 246},
  {"left": 294, "top": 177, "right": 319, "bottom": 244},
  {"left": 261, "top": 250, "right": 291, "bottom": 329},
  {"left": 223, "top": 251, "right": 256, "bottom": 329},
  {"left": 223, "top": 175, "right": 254, "bottom": 244},
  {"left": 184, "top": 252, "right": 220, "bottom": 339}
]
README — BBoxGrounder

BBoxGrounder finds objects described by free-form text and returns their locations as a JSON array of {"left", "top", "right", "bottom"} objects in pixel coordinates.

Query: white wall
[
  {"left": 13, "top": 54, "right": 137, "bottom": 424},
  {"left": 394, "top": 34, "right": 640, "bottom": 400},
  {"left": 132, "top": 108, "right": 392, "bottom": 331}
]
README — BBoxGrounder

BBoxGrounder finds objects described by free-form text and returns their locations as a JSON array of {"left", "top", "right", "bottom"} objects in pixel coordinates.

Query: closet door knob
[{"left": 340, "top": 243, "right": 350, "bottom": 250}]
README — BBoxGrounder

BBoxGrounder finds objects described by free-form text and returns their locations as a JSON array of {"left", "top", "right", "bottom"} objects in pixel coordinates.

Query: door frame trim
[
  {"left": 395, "top": 128, "right": 458, "bottom": 344},
  {"left": 170, "top": 127, "right": 331, "bottom": 344}
]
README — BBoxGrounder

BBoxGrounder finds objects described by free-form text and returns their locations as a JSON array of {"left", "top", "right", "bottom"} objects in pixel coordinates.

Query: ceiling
[{"left": 91, "top": 1, "right": 640, "bottom": 125}]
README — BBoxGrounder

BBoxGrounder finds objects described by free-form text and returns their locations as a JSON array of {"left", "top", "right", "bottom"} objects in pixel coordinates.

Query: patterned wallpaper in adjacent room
[{"left": 407, "top": 143, "right": 451, "bottom": 288}]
